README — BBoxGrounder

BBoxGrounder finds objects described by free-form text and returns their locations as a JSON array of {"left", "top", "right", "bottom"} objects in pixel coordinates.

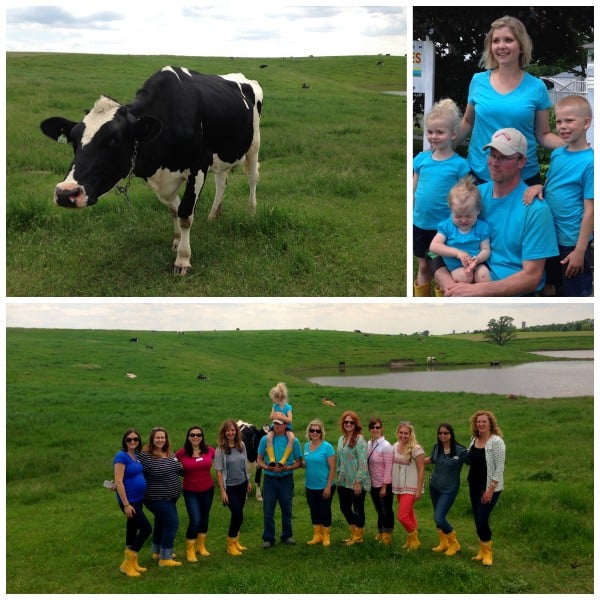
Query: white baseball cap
[{"left": 483, "top": 128, "right": 527, "bottom": 156}]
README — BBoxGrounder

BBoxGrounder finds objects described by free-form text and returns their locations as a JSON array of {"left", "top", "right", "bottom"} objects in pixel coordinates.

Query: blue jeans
[
  {"left": 225, "top": 481, "right": 248, "bottom": 538},
  {"left": 469, "top": 483, "right": 501, "bottom": 541},
  {"left": 121, "top": 500, "right": 152, "bottom": 552},
  {"left": 369, "top": 484, "right": 394, "bottom": 532},
  {"left": 144, "top": 499, "right": 179, "bottom": 559},
  {"left": 262, "top": 475, "right": 294, "bottom": 543},
  {"left": 305, "top": 485, "right": 336, "bottom": 527},
  {"left": 183, "top": 487, "right": 214, "bottom": 538},
  {"left": 337, "top": 485, "right": 366, "bottom": 528},
  {"left": 429, "top": 486, "right": 459, "bottom": 533}
]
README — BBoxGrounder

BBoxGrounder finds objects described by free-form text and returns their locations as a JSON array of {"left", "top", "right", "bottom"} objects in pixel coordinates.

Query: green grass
[
  {"left": 6, "top": 327, "right": 593, "bottom": 593},
  {"left": 6, "top": 53, "right": 406, "bottom": 296}
]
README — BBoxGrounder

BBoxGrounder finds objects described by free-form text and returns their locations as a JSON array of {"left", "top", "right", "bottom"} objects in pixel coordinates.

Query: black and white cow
[
  {"left": 40, "top": 67, "right": 263, "bottom": 275},
  {"left": 237, "top": 420, "right": 268, "bottom": 501}
]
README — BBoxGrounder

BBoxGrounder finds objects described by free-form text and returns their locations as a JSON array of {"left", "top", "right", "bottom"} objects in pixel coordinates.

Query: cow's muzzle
[{"left": 54, "top": 184, "right": 90, "bottom": 208}]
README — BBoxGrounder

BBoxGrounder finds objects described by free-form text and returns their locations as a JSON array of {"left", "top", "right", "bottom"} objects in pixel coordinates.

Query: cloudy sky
[
  {"left": 5, "top": 4, "right": 405, "bottom": 57},
  {"left": 5, "top": 300, "right": 594, "bottom": 335}
]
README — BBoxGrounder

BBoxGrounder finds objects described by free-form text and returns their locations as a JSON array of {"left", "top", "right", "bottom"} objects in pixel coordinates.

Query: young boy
[
  {"left": 429, "top": 176, "right": 491, "bottom": 284},
  {"left": 413, "top": 98, "right": 471, "bottom": 296},
  {"left": 525, "top": 95, "right": 594, "bottom": 296},
  {"left": 265, "top": 382, "right": 295, "bottom": 467}
]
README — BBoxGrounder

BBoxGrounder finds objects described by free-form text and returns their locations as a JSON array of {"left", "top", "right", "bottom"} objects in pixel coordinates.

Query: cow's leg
[
  {"left": 173, "top": 170, "right": 205, "bottom": 275},
  {"left": 255, "top": 466, "right": 263, "bottom": 502},
  {"left": 245, "top": 146, "right": 260, "bottom": 215},
  {"left": 207, "top": 170, "right": 227, "bottom": 221}
]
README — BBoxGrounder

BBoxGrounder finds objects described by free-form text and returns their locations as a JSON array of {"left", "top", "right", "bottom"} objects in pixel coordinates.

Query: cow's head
[{"left": 40, "top": 96, "right": 162, "bottom": 208}]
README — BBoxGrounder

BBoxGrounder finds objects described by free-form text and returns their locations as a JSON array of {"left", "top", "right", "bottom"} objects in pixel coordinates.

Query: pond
[{"left": 307, "top": 351, "right": 593, "bottom": 399}]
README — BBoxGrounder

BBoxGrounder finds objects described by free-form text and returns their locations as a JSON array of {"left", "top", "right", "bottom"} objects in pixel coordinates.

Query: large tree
[
  {"left": 484, "top": 316, "right": 517, "bottom": 346},
  {"left": 413, "top": 7, "right": 594, "bottom": 108}
]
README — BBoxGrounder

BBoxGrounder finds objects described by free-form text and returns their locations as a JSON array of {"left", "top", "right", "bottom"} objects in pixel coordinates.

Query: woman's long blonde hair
[
  {"left": 396, "top": 421, "right": 419, "bottom": 459},
  {"left": 470, "top": 410, "right": 503, "bottom": 438},
  {"left": 479, "top": 15, "right": 533, "bottom": 70}
]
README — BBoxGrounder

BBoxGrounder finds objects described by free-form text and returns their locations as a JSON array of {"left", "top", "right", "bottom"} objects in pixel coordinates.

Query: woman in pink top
[
  {"left": 367, "top": 418, "right": 394, "bottom": 544},
  {"left": 175, "top": 425, "right": 215, "bottom": 562}
]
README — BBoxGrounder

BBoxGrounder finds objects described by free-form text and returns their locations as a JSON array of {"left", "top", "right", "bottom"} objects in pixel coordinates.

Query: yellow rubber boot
[
  {"left": 196, "top": 533, "right": 210, "bottom": 557},
  {"left": 445, "top": 530, "right": 461, "bottom": 556},
  {"left": 278, "top": 446, "right": 292, "bottom": 465},
  {"left": 234, "top": 535, "right": 247, "bottom": 552},
  {"left": 322, "top": 526, "right": 332, "bottom": 547},
  {"left": 186, "top": 539, "right": 198, "bottom": 562},
  {"left": 381, "top": 532, "right": 393, "bottom": 545},
  {"left": 433, "top": 284, "right": 444, "bottom": 297},
  {"left": 306, "top": 524, "right": 324, "bottom": 545},
  {"left": 481, "top": 540, "right": 493, "bottom": 566},
  {"left": 159, "top": 557, "right": 182, "bottom": 567},
  {"left": 343, "top": 524, "right": 356, "bottom": 543},
  {"left": 266, "top": 445, "right": 276, "bottom": 465},
  {"left": 432, "top": 529, "right": 449, "bottom": 552},
  {"left": 405, "top": 529, "right": 420, "bottom": 551},
  {"left": 227, "top": 536, "right": 242, "bottom": 556},
  {"left": 472, "top": 540, "right": 484, "bottom": 561},
  {"left": 374, "top": 532, "right": 383, "bottom": 542},
  {"left": 130, "top": 550, "right": 147, "bottom": 572},
  {"left": 414, "top": 280, "right": 431, "bottom": 297},
  {"left": 120, "top": 549, "right": 141, "bottom": 577},
  {"left": 345, "top": 526, "right": 364, "bottom": 545}
]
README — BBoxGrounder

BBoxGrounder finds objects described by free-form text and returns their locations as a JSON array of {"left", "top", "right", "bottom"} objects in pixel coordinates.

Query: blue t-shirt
[
  {"left": 413, "top": 151, "right": 471, "bottom": 230},
  {"left": 467, "top": 70, "right": 552, "bottom": 182},
  {"left": 437, "top": 217, "right": 491, "bottom": 272},
  {"left": 272, "top": 402, "right": 293, "bottom": 430},
  {"left": 303, "top": 440, "right": 335, "bottom": 490},
  {"left": 479, "top": 180, "right": 558, "bottom": 291},
  {"left": 113, "top": 450, "right": 146, "bottom": 504},
  {"left": 544, "top": 146, "right": 594, "bottom": 246},
  {"left": 258, "top": 434, "right": 303, "bottom": 477}
]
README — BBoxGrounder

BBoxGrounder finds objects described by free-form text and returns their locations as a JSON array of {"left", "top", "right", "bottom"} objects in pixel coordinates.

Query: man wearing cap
[
  {"left": 435, "top": 127, "right": 558, "bottom": 296},
  {"left": 257, "top": 420, "right": 304, "bottom": 548}
]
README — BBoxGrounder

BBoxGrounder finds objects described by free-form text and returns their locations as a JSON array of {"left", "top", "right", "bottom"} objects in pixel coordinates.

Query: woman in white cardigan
[{"left": 467, "top": 410, "right": 505, "bottom": 566}]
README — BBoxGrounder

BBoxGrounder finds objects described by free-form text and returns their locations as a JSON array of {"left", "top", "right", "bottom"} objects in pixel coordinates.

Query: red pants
[{"left": 396, "top": 493, "right": 417, "bottom": 532}]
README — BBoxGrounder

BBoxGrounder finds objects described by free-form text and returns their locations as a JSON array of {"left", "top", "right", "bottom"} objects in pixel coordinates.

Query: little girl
[
  {"left": 429, "top": 176, "right": 491, "bottom": 284},
  {"left": 265, "top": 382, "right": 295, "bottom": 466},
  {"left": 413, "top": 98, "right": 471, "bottom": 296}
]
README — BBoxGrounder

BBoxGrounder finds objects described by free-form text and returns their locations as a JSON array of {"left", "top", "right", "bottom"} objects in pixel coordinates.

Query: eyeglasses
[
  {"left": 309, "top": 428, "right": 321, "bottom": 434},
  {"left": 438, "top": 431, "right": 450, "bottom": 436},
  {"left": 343, "top": 420, "right": 355, "bottom": 425},
  {"left": 369, "top": 425, "right": 382, "bottom": 430},
  {"left": 126, "top": 437, "right": 140, "bottom": 443},
  {"left": 189, "top": 433, "right": 203, "bottom": 438},
  {"left": 488, "top": 151, "right": 520, "bottom": 162}
]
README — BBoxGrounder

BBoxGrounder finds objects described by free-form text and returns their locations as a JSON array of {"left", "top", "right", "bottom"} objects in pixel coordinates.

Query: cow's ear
[
  {"left": 134, "top": 116, "right": 162, "bottom": 144},
  {"left": 40, "top": 117, "right": 77, "bottom": 142}
]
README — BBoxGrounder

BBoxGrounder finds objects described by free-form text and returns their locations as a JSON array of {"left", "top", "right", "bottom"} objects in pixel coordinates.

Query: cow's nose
[{"left": 54, "top": 184, "right": 87, "bottom": 208}]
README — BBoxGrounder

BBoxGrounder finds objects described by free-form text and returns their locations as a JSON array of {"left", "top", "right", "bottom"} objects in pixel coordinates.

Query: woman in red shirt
[{"left": 176, "top": 425, "right": 216, "bottom": 562}]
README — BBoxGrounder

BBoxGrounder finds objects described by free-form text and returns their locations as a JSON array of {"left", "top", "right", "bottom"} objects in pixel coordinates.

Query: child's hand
[
  {"left": 464, "top": 257, "right": 478, "bottom": 273},
  {"left": 456, "top": 251, "right": 471, "bottom": 268},
  {"left": 523, "top": 184, "right": 543, "bottom": 205},
  {"left": 561, "top": 249, "right": 585, "bottom": 277}
]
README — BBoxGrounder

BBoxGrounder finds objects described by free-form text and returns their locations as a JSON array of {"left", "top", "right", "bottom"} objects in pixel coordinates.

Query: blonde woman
[
  {"left": 303, "top": 419, "right": 336, "bottom": 546},
  {"left": 392, "top": 421, "right": 425, "bottom": 550},
  {"left": 455, "top": 15, "right": 563, "bottom": 184},
  {"left": 467, "top": 410, "right": 505, "bottom": 566}
]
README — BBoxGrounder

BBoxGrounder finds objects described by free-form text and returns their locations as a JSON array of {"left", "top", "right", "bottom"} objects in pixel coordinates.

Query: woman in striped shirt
[{"left": 139, "top": 427, "right": 183, "bottom": 567}]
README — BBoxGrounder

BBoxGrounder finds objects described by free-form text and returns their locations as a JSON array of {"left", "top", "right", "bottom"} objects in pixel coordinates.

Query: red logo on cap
[{"left": 494, "top": 132, "right": 511, "bottom": 141}]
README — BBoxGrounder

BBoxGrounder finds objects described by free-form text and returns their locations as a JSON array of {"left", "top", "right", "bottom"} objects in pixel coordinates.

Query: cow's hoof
[{"left": 173, "top": 265, "right": 190, "bottom": 276}]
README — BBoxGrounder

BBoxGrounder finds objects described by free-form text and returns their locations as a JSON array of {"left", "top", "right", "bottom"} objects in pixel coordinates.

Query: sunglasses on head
[{"left": 126, "top": 437, "right": 140, "bottom": 443}]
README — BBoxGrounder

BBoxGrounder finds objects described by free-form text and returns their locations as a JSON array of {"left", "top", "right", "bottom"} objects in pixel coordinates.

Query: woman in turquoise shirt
[
  {"left": 455, "top": 15, "right": 563, "bottom": 184},
  {"left": 303, "top": 419, "right": 336, "bottom": 546}
]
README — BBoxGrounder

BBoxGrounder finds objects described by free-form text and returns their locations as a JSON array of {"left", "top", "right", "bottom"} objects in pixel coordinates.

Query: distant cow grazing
[
  {"left": 40, "top": 67, "right": 263, "bottom": 275},
  {"left": 237, "top": 420, "right": 268, "bottom": 501},
  {"left": 490, "top": 360, "right": 501, "bottom": 367},
  {"left": 427, "top": 356, "right": 438, "bottom": 366}
]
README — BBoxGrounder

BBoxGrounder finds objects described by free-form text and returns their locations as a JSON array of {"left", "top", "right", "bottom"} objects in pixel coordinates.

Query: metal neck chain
[{"left": 115, "top": 139, "right": 139, "bottom": 206}]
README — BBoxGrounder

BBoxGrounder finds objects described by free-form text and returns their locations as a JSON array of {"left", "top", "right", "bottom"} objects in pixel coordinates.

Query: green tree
[{"left": 484, "top": 316, "right": 517, "bottom": 346}]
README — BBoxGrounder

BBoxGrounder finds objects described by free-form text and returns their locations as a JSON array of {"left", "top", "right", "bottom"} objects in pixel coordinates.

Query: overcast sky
[
  {"left": 5, "top": 300, "right": 594, "bottom": 335},
  {"left": 5, "top": 4, "right": 405, "bottom": 57}
]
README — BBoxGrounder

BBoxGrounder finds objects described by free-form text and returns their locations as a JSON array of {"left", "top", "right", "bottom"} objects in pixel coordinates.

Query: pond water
[{"left": 308, "top": 351, "right": 593, "bottom": 399}]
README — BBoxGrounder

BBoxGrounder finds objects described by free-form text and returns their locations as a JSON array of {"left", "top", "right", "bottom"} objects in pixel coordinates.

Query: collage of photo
[{"left": 4, "top": 4, "right": 595, "bottom": 597}]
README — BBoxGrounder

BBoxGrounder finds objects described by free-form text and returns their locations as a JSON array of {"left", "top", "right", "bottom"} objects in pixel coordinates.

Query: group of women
[{"left": 112, "top": 410, "right": 505, "bottom": 576}]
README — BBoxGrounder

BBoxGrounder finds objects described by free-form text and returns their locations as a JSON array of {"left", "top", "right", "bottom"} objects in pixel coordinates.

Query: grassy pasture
[
  {"left": 5, "top": 327, "right": 593, "bottom": 593},
  {"left": 6, "top": 53, "right": 406, "bottom": 296}
]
